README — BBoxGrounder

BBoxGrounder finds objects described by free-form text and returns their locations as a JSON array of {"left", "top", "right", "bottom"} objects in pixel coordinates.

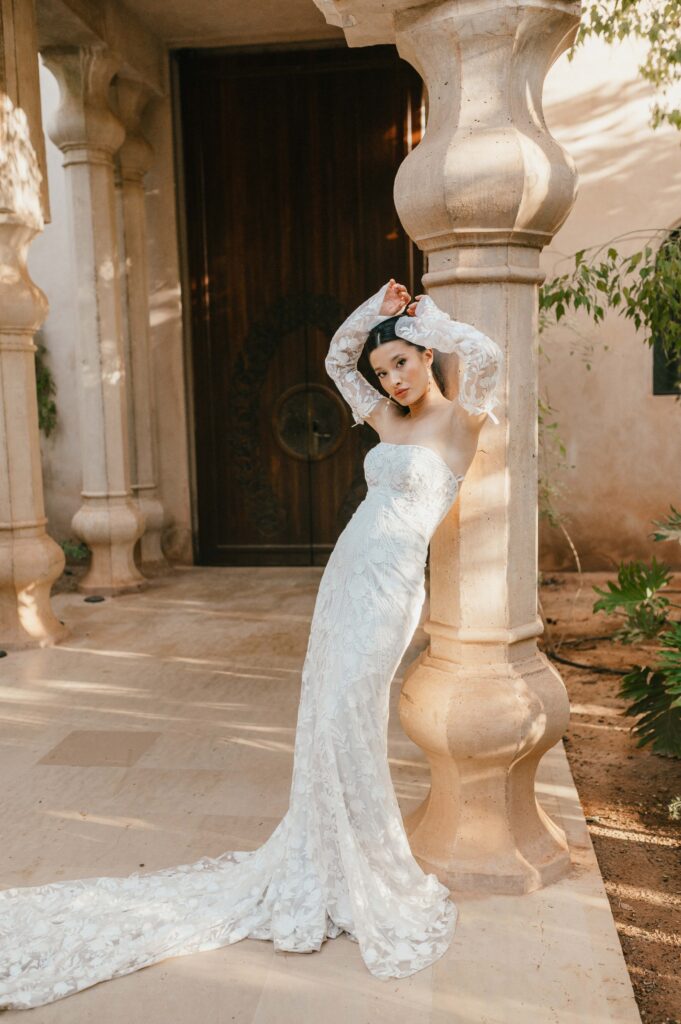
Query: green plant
[
  {"left": 539, "top": 230, "right": 681, "bottom": 374},
  {"left": 60, "top": 539, "right": 89, "bottom": 562},
  {"left": 651, "top": 504, "right": 681, "bottom": 543},
  {"left": 619, "top": 621, "right": 681, "bottom": 757},
  {"left": 571, "top": 0, "right": 681, "bottom": 133},
  {"left": 592, "top": 557, "right": 675, "bottom": 642},
  {"left": 591, "top": 523, "right": 681, "bottom": 756},
  {"left": 35, "top": 340, "right": 57, "bottom": 437}
]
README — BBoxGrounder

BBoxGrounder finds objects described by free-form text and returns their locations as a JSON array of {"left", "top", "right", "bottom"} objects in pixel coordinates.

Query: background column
[
  {"left": 115, "top": 77, "right": 168, "bottom": 572},
  {"left": 0, "top": 0, "right": 67, "bottom": 648},
  {"left": 42, "top": 45, "right": 146, "bottom": 595}
]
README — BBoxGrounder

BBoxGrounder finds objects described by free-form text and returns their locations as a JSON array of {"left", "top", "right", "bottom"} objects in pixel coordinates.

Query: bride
[{"left": 0, "top": 279, "right": 503, "bottom": 1009}]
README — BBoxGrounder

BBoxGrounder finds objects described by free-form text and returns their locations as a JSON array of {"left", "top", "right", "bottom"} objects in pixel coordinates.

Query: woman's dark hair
[
  {"left": 362, "top": 313, "right": 446, "bottom": 410},
  {"left": 365, "top": 314, "right": 408, "bottom": 352}
]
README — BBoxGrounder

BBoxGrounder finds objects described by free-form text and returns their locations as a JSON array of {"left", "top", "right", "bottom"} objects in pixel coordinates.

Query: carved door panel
[{"left": 178, "top": 46, "right": 424, "bottom": 565}]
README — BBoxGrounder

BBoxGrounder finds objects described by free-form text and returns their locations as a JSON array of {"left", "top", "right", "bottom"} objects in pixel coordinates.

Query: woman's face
[{"left": 369, "top": 341, "right": 430, "bottom": 406}]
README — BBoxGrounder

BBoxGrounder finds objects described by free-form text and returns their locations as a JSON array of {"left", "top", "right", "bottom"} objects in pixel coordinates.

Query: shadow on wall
[{"left": 545, "top": 76, "right": 680, "bottom": 221}]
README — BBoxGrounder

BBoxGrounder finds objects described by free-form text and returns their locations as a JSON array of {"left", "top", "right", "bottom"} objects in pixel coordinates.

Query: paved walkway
[{"left": 0, "top": 567, "right": 641, "bottom": 1022}]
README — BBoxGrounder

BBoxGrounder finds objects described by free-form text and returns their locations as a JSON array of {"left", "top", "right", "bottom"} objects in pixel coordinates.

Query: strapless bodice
[{"left": 362, "top": 442, "right": 462, "bottom": 544}]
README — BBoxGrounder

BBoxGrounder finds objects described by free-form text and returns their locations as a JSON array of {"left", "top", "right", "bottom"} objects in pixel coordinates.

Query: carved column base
[
  {"left": 72, "top": 496, "right": 146, "bottom": 594},
  {"left": 399, "top": 650, "right": 571, "bottom": 894},
  {"left": 134, "top": 491, "right": 169, "bottom": 570},
  {"left": 0, "top": 533, "right": 67, "bottom": 649}
]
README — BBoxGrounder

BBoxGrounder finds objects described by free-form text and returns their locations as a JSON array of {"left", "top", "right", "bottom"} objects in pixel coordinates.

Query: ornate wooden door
[{"left": 178, "top": 45, "right": 424, "bottom": 565}]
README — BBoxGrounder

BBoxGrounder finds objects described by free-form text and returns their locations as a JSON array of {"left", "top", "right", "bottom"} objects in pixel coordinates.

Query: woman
[{"left": 0, "top": 279, "right": 503, "bottom": 1009}]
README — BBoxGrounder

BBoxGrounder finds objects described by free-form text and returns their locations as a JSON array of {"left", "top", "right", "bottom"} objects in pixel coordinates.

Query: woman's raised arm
[
  {"left": 324, "top": 282, "right": 392, "bottom": 428},
  {"left": 397, "top": 295, "right": 504, "bottom": 424}
]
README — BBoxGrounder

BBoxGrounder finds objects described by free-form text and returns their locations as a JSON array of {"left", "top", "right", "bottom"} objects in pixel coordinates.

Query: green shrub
[
  {"left": 35, "top": 341, "right": 57, "bottom": 437},
  {"left": 60, "top": 540, "right": 89, "bottom": 562},
  {"left": 619, "top": 622, "right": 681, "bottom": 758},
  {"left": 592, "top": 557, "right": 673, "bottom": 643},
  {"left": 651, "top": 504, "right": 681, "bottom": 544}
]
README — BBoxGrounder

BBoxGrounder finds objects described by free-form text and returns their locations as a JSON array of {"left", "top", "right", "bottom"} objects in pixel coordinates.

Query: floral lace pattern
[
  {"left": 0, "top": 286, "right": 502, "bottom": 1010},
  {"left": 323, "top": 284, "right": 390, "bottom": 427},
  {"left": 324, "top": 283, "right": 504, "bottom": 426}
]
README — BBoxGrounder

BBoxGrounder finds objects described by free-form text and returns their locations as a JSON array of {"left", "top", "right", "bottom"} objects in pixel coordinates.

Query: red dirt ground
[{"left": 539, "top": 571, "right": 681, "bottom": 1024}]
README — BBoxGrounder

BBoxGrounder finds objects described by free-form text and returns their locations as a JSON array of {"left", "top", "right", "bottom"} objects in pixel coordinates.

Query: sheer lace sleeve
[
  {"left": 324, "top": 282, "right": 392, "bottom": 427},
  {"left": 394, "top": 295, "right": 504, "bottom": 424}
]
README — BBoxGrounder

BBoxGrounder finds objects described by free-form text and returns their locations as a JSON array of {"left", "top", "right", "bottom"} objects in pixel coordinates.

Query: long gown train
[{"left": 0, "top": 283, "right": 503, "bottom": 1009}]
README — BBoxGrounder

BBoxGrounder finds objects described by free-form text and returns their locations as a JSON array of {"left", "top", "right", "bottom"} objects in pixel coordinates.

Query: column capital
[
  {"left": 114, "top": 78, "right": 155, "bottom": 183},
  {"left": 41, "top": 45, "right": 125, "bottom": 161},
  {"left": 391, "top": 0, "right": 580, "bottom": 262},
  {"left": 0, "top": 65, "right": 46, "bottom": 333},
  {"left": 0, "top": 94, "right": 44, "bottom": 234}
]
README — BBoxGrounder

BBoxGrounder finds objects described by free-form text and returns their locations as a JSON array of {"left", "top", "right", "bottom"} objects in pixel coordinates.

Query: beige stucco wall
[{"left": 540, "top": 35, "right": 681, "bottom": 570}]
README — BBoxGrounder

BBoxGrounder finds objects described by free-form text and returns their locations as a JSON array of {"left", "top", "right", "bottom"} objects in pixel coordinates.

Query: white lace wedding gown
[{"left": 0, "top": 284, "right": 503, "bottom": 1010}]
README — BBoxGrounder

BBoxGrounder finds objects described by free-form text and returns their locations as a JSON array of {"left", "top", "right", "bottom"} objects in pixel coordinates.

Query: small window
[{"left": 652, "top": 227, "right": 681, "bottom": 396}]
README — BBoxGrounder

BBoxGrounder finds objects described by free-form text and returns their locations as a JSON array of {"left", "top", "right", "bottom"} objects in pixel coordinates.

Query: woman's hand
[
  {"left": 405, "top": 294, "right": 426, "bottom": 316},
  {"left": 379, "top": 278, "right": 411, "bottom": 317}
]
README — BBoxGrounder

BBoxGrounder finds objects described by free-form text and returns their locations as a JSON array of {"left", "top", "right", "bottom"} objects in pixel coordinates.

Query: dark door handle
[
  {"left": 311, "top": 418, "right": 332, "bottom": 440},
  {"left": 309, "top": 417, "right": 332, "bottom": 458}
]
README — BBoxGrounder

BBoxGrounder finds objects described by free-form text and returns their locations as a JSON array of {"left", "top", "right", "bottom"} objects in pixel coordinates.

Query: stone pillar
[
  {"left": 395, "top": 0, "right": 580, "bottom": 894},
  {"left": 114, "top": 78, "right": 168, "bottom": 571},
  {"left": 318, "top": 0, "right": 581, "bottom": 894},
  {"left": 0, "top": 0, "right": 67, "bottom": 648},
  {"left": 42, "top": 46, "right": 146, "bottom": 595}
]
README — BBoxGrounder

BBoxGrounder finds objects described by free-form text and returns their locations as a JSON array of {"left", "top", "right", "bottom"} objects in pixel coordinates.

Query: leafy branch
[
  {"left": 651, "top": 504, "right": 681, "bottom": 543},
  {"left": 571, "top": 0, "right": 681, "bottom": 133},
  {"left": 539, "top": 229, "right": 681, "bottom": 379}
]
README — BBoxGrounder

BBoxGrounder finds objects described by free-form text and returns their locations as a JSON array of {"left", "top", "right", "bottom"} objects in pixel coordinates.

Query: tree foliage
[
  {"left": 571, "top": 0, "right": 681, "bottom": 132},
  {"left": 539, "top": 229, "right": 681, "bottom": 374}
]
